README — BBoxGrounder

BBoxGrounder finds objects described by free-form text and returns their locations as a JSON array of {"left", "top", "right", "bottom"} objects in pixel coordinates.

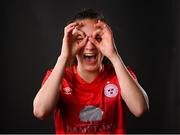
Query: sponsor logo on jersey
[
  {"left": 63, "top": 87, "right": 72, "bottom": 95},
  {"left": 104, "top": 83, "right": 118, "bottom": 98},
  {"left": 79, "top": 105, "right": 104, "bottom": 122},
  {"left": 66, "top": 123, "right": 117, "bottom": 133}
]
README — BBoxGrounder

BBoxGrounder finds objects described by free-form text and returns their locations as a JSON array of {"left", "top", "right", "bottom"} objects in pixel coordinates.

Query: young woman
[{"left": 33, "top": 9, "right": 149, "bottom": 134}]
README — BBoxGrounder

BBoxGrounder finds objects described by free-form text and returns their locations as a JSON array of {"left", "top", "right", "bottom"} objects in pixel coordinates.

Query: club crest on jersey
[
  {"left": 63, "top": 87, "right": 72, "bottom": 95},
  {"left": 104, "top": 83, "right": 118, "bottom": 98}
]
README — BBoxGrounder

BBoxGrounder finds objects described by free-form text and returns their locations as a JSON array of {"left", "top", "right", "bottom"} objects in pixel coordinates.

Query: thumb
[
  {"left": 88, "top": 37, "right": 100, "bottom": 49},
  {"left": 76, "top": 36, "right": 88, "bottom": 50}
]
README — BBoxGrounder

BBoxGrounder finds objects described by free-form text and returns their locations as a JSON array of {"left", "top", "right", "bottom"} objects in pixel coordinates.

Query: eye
[
  {"left": 75, "top": 35, "right": 83, "bottom": 40},
  {"left": 95, "top": 35, "right": 102, "bottom": 42},
  {"left": 75, "top": 35, "right": 84, "bottom": 43}
]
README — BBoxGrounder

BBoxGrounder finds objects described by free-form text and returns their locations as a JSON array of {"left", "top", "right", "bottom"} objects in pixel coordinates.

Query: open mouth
[{"left": 83, "top": 53, "right": 97, "bottom": 64}]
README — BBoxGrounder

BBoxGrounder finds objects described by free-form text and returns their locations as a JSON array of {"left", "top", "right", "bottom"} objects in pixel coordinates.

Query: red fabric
[{"left": 42, "top": 65, "right": 137, "bottom": 134}]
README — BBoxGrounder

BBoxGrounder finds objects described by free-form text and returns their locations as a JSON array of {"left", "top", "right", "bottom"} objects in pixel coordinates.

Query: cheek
[
  {"left": 75, "top": 55, "right": 81, "bottom": 64},
  {"left": 98, "top": 53, "right": 104, "bottom": 62},
  {"left": 76, "top": 51, "right": 84, "bottom": 61},
  {"left": 76, "top": 45, "right": 84, "bottom": 55}
]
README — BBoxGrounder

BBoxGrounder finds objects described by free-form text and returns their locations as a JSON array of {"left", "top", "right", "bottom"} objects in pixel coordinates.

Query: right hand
[{"left": 60, "top": 22, "right": 88, "bottom": 61}]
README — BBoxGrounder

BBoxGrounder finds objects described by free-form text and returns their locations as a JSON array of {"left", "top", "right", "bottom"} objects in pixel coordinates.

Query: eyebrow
[{"left": 76, "top": 23, "right": 84, "bottom": 28}]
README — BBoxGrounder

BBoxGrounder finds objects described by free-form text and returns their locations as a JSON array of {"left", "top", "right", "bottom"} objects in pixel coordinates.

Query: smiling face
[{"left": 73, "top": 19, "right": 104, "bottom": 72}]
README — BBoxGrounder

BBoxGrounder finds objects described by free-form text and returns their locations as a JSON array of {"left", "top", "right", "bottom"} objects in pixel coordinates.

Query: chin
[{"left": 83, "top": 64, "right": 99, "bottom": 72}]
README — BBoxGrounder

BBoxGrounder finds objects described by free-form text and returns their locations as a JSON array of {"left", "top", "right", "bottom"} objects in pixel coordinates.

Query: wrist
[
  {"left": 57, "top": 55, "right": 69, "bottom": 65},
  {"left": 108, "top": 53, "right": 124, "bottom": 66},
  {"left": 108, "top": 52, "right": 119, "bottom": 62},
  {"left": 58, "top": 55, "right": 76, "bottom": 67}
]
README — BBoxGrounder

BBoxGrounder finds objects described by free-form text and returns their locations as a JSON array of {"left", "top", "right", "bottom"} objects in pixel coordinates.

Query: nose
[{"left": 84, "top": 38, "right": 96, "bottom": 51}]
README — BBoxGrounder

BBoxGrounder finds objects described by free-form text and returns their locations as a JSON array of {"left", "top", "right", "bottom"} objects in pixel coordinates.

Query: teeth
[{"left": 84, "top": 54, "right": 96, "bottom": 56}]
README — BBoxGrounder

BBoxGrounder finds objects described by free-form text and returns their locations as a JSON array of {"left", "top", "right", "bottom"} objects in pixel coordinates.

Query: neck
[{"left": 77, "top": 65, "right": 101, "bottom": 83}]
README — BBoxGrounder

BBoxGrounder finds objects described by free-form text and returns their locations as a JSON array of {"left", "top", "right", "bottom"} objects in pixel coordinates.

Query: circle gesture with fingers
[
  {"left": 60, "top": 22, "right": 88, "bottom": 62},
  {"left": 88, "top": 20, "right": 118, "bottom": 59}
]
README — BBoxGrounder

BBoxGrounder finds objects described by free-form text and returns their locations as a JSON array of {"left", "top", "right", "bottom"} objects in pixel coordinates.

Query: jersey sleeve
[
  {"left": 41, "top": 68, "right": 73, "bottom": 89},
  {"left": 41, "top": 69, "right": 53, "bottom": 86},
  {"left": 127, "top": 66, "right": 138, "bottom": 81}
]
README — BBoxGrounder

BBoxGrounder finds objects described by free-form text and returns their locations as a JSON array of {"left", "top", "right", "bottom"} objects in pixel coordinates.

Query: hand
[
  {"left": 88, "top": 20, "right": 118, "bottom": 59},
  {"left": 60, "top": 22, "right": 88, "bottom": 61}
]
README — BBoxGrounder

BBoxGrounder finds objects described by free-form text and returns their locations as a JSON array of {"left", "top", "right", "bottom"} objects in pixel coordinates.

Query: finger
[
  {"left": 76, "top": 22, "right": 83, "bottom": 28},
  {"left": 67, "top": 26, "right": 76, "bottom": 32},
  {"left": 64, "top": 26, "right": 75, "bottom": 39},
  {"left": 88, "top": 37, "right": 100, "bottom": 47},
  {"left": 79, "top": 36, "right": 88, "bottom": 47},
  {"left": 76, "top": 36, "right": 88, "bottom": 50},
  {"left": 97, "top": 20, "right": 108, "bottom": 28},
  {"left": 72, "top": 27, "right": 85, "bottom": 37},
  {"left": 64, "top": 22, "right": 83, "bottom": 36},
  {"left": 64, "top": 22, "right": 78, "bottom": 34},
  {"left": 99, "top": 20, "right": 113, "bottom": 33},
  {"left": 65, "top": 22, "right": 78, "bottom": 29},
  {"left": 94, "top": 20, "right": 106, "bottom": 29},
  {"left": 94, "top": 20, "right": 112, "bottom": 32},
  {"left": 63, "top": 24, "right": 78, "bottom": 44},
  {"left": 92, "top": 29, "right": 103, "bottom": 38}
]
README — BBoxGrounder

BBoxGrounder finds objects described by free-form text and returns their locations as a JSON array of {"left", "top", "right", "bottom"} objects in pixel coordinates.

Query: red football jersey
[{"left": 42, "top": 64, "right": 137, "bottom": 134}]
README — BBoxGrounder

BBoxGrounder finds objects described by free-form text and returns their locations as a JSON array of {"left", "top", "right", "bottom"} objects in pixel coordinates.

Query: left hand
[{"left": 88, "top": 20, "right": 118, "bottom": 59}]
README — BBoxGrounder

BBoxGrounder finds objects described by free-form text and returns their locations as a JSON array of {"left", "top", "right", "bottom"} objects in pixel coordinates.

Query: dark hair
[{"left": 71, "top": 8, "right": 106, "bottom": 22}]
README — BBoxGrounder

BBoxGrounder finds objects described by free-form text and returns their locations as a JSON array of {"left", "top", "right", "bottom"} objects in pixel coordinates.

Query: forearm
[
  {"left": 33, "top": 56, "right": 68, "bottom": 119},
  {"left": 109, "top": 53, "right": 149, "bottom": 117}
]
